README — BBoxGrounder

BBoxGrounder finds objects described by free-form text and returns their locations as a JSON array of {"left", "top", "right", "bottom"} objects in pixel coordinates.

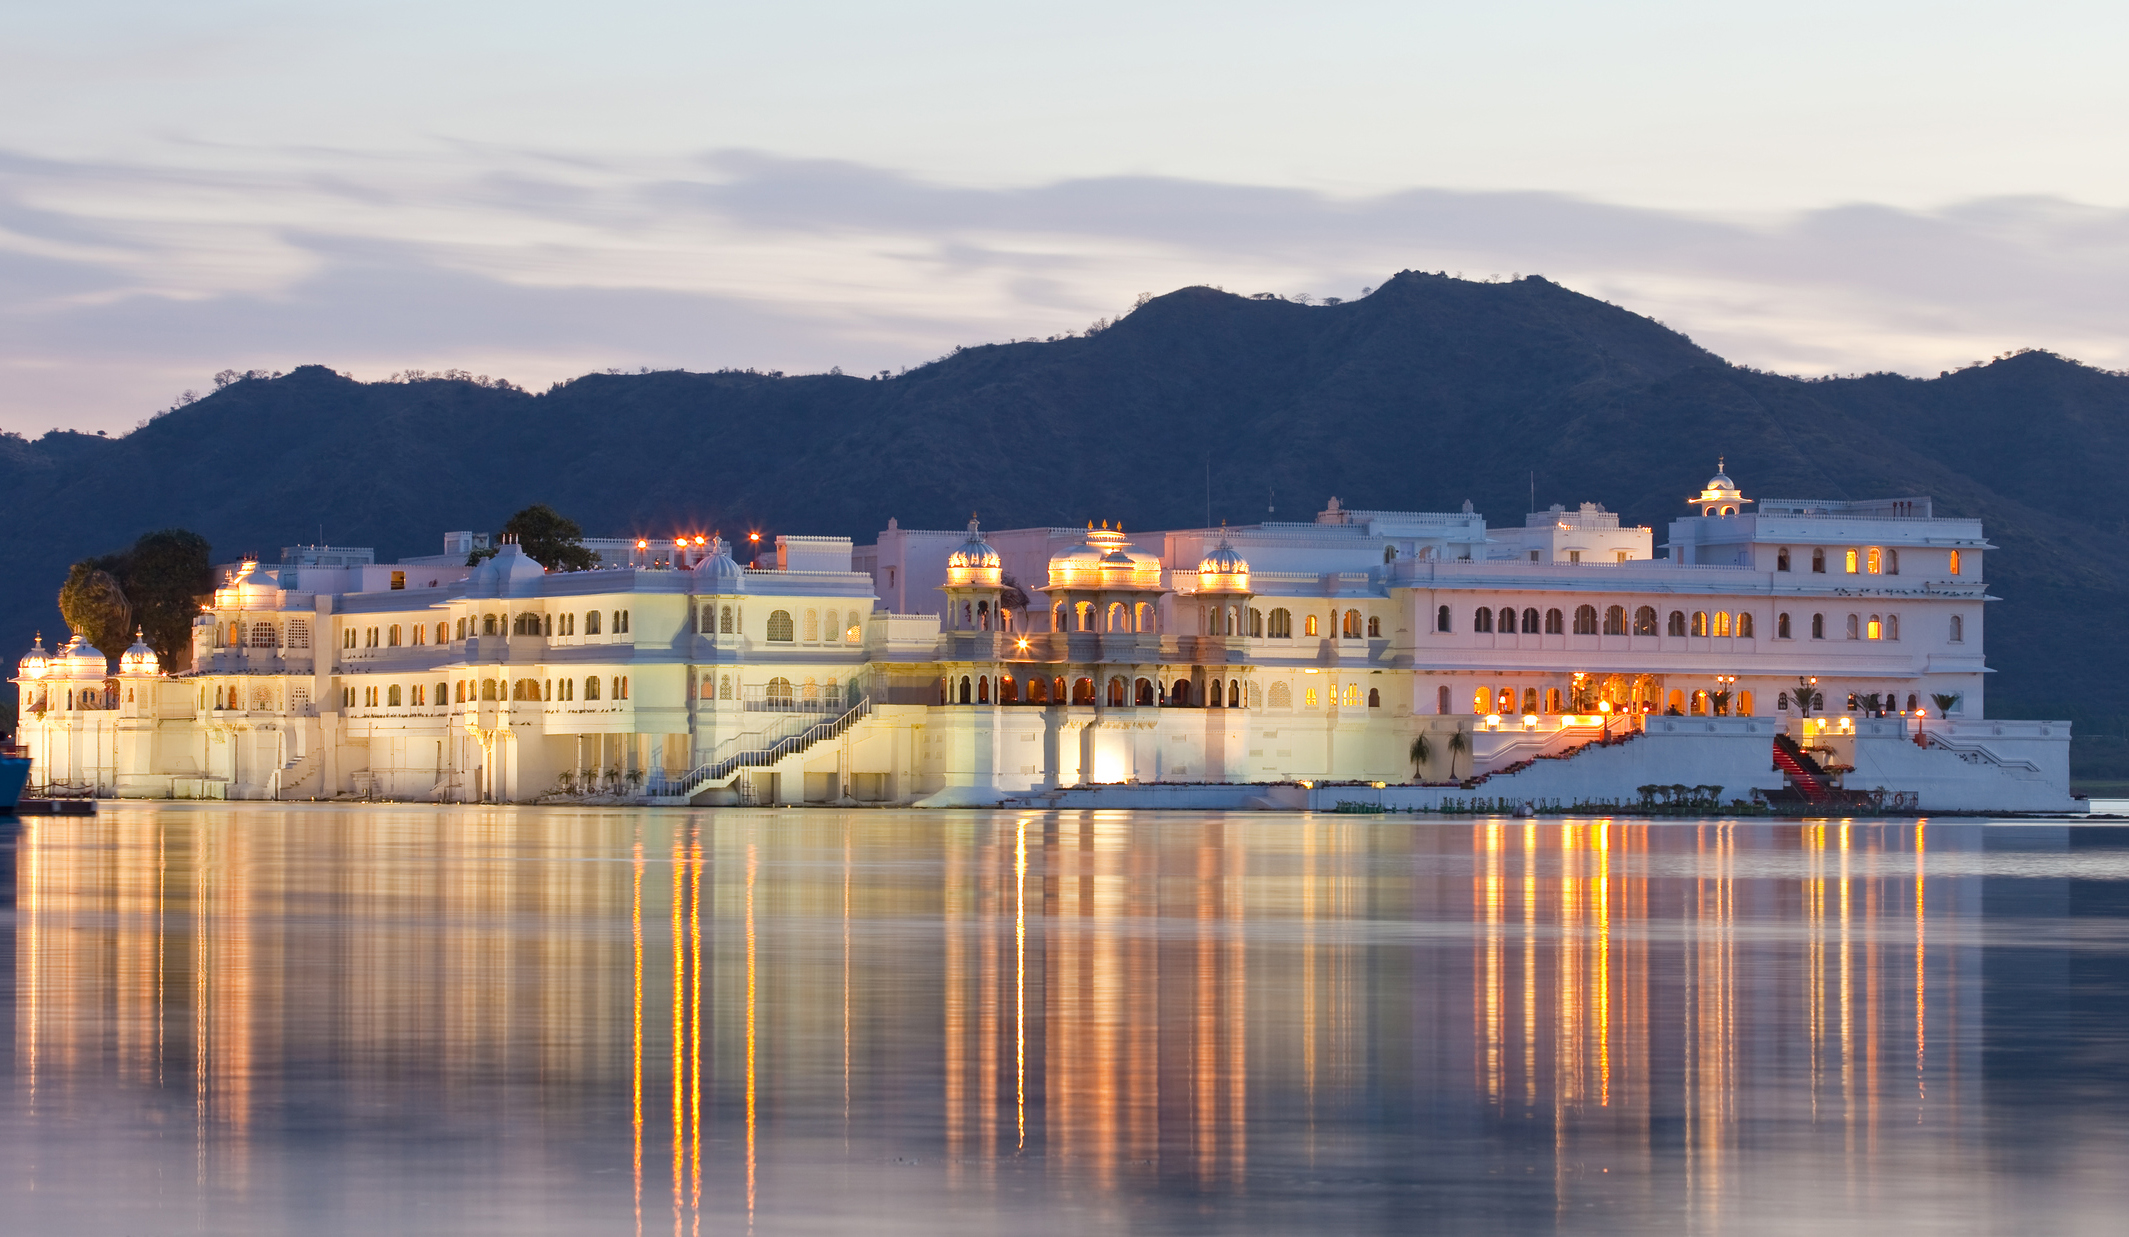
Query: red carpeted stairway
[{"left": 1772, "top": 733, "right": 1832, "bottom": 804}]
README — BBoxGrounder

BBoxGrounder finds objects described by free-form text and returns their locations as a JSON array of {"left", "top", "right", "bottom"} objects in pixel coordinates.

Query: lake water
[{"left": 0, "top": 806, "right": 2124, "bottom": 1235}]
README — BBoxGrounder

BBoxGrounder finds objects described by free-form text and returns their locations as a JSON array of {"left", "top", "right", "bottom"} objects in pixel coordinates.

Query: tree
[
  {"left": 479, "top": 505, "right": 598, "bottom": 571},
  {"left": 57, "top": 562, "right": 131, "bottom": 669},
  {"left": 1409, "top": 733, "right": 1432, "bottom": 779},
  {"left": 123, "top": 529, "right": 212, "bottom": 673},
  {"left": 1931, "top": 692, "right": 1961, "bottom": 716}
]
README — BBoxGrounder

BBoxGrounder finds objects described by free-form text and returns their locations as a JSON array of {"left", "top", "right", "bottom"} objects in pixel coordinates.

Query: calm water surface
[{"left": 1, "top": 806, "right": 2126, "bottom": 1235}]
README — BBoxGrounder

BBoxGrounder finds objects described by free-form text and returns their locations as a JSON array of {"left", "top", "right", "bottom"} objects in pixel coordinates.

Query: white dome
[
  {"left": 58, "top": 632, "right": 107, "bottom": 675},
  {"left": 16, "top": 633, "right": 48, "bottom": 681},
  {"left": 119, "top": 629, "right": 160, "bottom": 676},
  {"left": 1197, "top": 538, "right": 1248, "bottom": 576},
  {"left": 694, "top": 537, "right": 746, "bottom": 588},
  {"left": 947, "top": 519, "right": 1001, "bottom": 571}
]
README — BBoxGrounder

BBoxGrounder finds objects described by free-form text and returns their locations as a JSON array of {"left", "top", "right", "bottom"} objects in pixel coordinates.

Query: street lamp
[{"left": 1715, "top": 674, "right": 1737, "bottom": 717}]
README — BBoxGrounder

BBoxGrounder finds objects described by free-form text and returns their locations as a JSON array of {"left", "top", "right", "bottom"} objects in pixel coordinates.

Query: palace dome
[
  {"left": 119, "top": 629, "right": 160, "bottom": 676},
  {"left": 947, "top": 520, "right": 1001, "bottom": 571},
  {"left": 16, "top": 633, "right": 48, "bottom": 681},
  {"left": 58, "top": 632, "right": 106, "bottom": 676},
  {"left": 694, "top": 537, "right": 745, "bottom": 588},
  {"left": 1197, "top": 539, "right": 1248, "bottom": 576}
]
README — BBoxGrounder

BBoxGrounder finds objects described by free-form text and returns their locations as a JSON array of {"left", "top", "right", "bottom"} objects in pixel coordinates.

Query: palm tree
[
  {"left": 1931, "top": 692, "right": 1960, "bottom": 716},
  {"left": 1448, "top": 730, "right": 1470, "bottom": 782},
  {"left": 1409, "top": 734, "right": 1432, "bottom": 781}
]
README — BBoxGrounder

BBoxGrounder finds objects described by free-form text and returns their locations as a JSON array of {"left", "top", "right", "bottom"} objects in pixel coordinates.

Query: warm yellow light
[
  {"left": 749, "top": 532, "right": 760, "bottom": 542},
  {"left": 1598, "top": 701, "right": 1613, "bottom": 713},
  {"left": 675, "top": 538, "right": 686, "bottom": 548},
  {"left": 1303, "top": 668, "right": 1319, "bottom": 674},
  {"left": 1486, "top": 713, "right": 1502, "bottom": 728},
  {"left": 1916, "top": 708, "right": 1927, "bottom": 718},
  {"left": 694, "top": 535, "right": 706, "bottom": 545},
  {"left": 1523, "top": 714, "right": 1538, "bottom": 727},
  {"left": 1015, "top": 638, "right": 1029, "bottom": 651},
  {"left": 637, "top": 539, "right": 648, "bottom": 549}
]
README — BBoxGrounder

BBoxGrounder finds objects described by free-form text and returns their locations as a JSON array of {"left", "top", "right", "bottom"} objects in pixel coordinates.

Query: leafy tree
[
  {"left": 473, "top": 505, "right": 598, "bottom": 571},
  {"left": 124, "top": 529, "right": 212, "bottom": 672},
  {"left": 57, "top": 562, "right": 131, "bottom": 669},
  {"left": 1931, "top": 693, "right": 1961, "bottom": 716},
  {"left": 1409, "top": 733, "right": 1432, "bottom": 777}
]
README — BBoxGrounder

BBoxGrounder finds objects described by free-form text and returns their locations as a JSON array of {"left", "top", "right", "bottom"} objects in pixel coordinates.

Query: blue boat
[{"left": 0, "top": 754, "right": 27, "bottom": 813}]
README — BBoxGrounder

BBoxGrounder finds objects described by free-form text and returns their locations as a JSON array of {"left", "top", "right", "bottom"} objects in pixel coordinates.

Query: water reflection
[{"left": 3, "top": 808, "right": 2127, "bottom": 1233}]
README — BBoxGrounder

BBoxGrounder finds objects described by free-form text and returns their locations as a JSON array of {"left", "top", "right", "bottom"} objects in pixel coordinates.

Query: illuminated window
[
  {"left": 1868, "top": 615, "right": 1882, "bottom": 639},
  {"left": 1473, "top": 688, "right": 1490, "bottom": 714},
  {"left": 1343, "top": 683, "right": 1359, "bottom": 706},
  {"left": 1845, "top": 548, "right": 1859, "bottom": 573},
  {"left": 1691, "top": 690, "right": 1707, "bottom": 716},
  {"left": 1305, "top": 614, "right": 1320, "bottom": 637},
  {"left": 1739, "top": 690, "right": 1754, "bottom": 714},
  {"left": 1497, "top": 687, "right": 1514, "bottom": 714},
  {"left": 1949, "top": 550, "right": 1962, "bottom": 575},
  {"left": 1713, "top": 611, "right": 1730, "bottom": 637},
  {"left": 1691, "top": 611, "right": 1709, "bottom": 637},
  {"left": 1304, "top": 687, "right": 1319, "bottom": 707},
  {"left": 1072, "top": 677, "right": 1094, "bottom": 705},
  {"left": 1866, "top": 547, "right": 1882, "bottom": 574},
  {"left": 1546, "top": 688, "right": 1563, "bottom": 713},
  {"left": 1345, "top": 609, "right": 1364, "bottom": 638},
  {"left": 766, "top": 610, "right": 793, "bottom": 641}
]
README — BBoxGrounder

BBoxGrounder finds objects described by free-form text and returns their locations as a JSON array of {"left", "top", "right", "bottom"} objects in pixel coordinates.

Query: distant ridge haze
[{"left": 4, "top": 272, "right": 2125, "bottom": 766}]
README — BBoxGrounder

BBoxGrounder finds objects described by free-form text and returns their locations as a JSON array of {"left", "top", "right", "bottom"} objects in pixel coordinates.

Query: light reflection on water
[{"left": 2, "top": 806, "right": 2127, "bottom": 1235}]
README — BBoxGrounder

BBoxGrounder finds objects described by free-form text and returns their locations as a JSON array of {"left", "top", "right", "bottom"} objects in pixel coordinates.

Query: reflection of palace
[
  {"left": 10, "top": 811, "right": 1996, "bottom": 1225},
  {"left": 11, "top": 469, "right": 2070, "bottom": 808}
]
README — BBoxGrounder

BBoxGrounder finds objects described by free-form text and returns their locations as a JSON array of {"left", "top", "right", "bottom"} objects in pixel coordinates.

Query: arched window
[
  {"left": 1949, "top": 550, "right": 1962, "bottom": 576},
  {"left": 1000, "top": 674, "right": 1018, "bottom": 703},
  {"left": 1340, "top": 683, "right": 1357, "bottom": 707},
  {"left": 956, "top": 675, "right": 971, "bottom": 704},
  {"left": 1545, "top": 608, "right": 1564, "bottom": 635},
  {"left": 1778, "top": 612, "right": 1792, "bottom": 639},
  {"left": 1667, "top": 689, "right": 1684, "bottom": 714},
  {"left": 1438, "top": 685, "right": 1451, "bottom": 714},
  {"left": 1777, "top": 547, "right": 1791, "bottom": 571},
  {"left": 1668, "top": 610, "right": 1686, "bottom": 637},
  {"left": 584, "top": 677, "right": 600, "bottom": 700},
  {"left": 1846, "top": 614, "right": 1860, "bottom": 639},
  {"left": 1229, "top": 680, "right": 1241, "bottom": 707},
  {"left": 1690, "top": 611, "right": 1709, "bottom": 637},
  {"left": 768, "top": 677, "right": 793, "bottom": 702},
  {"left": 1269, "top": 682, "right": 1293, "bottom": 709},
  {"left": 615, "top": 611, "right": 629, "bottom": 634},
  {"left": 1634, "top": 606, "right": 1657, "bottom": 636},
  {"left": 1271, "top": 608, "right": 1294, "bottom": 638},
  {"left": 1136, "top": 678, "right": 1155, "bottom": 705},
  {"left": 1888, "top": 613, "right": 1900, "bottom": 640},
  {"left": 1344, "top": 609, "right": 1363, "bottom": 638},
  {"left": 1071, "top": 677, "right": 1094, "bottom": 705},
  {"left": 1109, "top": 602, "right": 1128, "bottom": 633},
  {"left": 584, "top": 610, "right": 601, "bottom": 635},
  {"left": 1108, "top": 677, "right": 1125, "bottom": 706},
  {"left": 1368, "top": 615, "right": 1382, "bottom": 638},
  {"left": 1713, "top": 611, "right": 1730, "bottom": 637},
  {"left": 1436, "top": 605, "right": 1451, "bottom": 633},
  {"left": 1075, "top": 602, "right": 1094, "bottom": 632},
  {"left": 1812, "top": 548, "right": 1826, "bottom": 573},
  {"left": 1950, "top": 614, "right": 1963, "bottom": 642},
  {"left": 1521, "top": 608, "right": 1540, "bottom": 634},
  {"left": 1779, "top": 691, "right": 1790, "bottom": 710},
  {"left": 483, "top": 614, "right": 498, "bottom": 636},
  {"left": 1573, "top": 605, "right": 1598, "bottom": 635},
  {"left": 1866, "top": 615, "right": 1882, "bottom": 640},
  {"left": 481, "top": 679, "right": 498, "bottom": 701},
  {"left": 1140, "top": 603, "right": 1157, "bottom": 633},
  {"left": 1812, "top": 613, "right": 1825, "bottom": 639},
  {"left": 1304, "top": 615, "right": 1320, "bottom": 637},
  {"left": 1474, "top": 608, "right": 1494, "bottom": 634},
  {"left": 1521, "top": 687, "right": 1538, "bottom": 715},
  {"left": 1845, "top": 548, "right": 1860, "bottom": 574},
  {"left": 387, "top": 684, "right": 402, "bottom": 706},
  {"left": 1737, "top": 612, "right": 1755, "bottom": 638},
  {"left": 1907, "top": 693, "right": 1919, "bottom": 711},
  {"left": 804, "top": 610, "right": 820, "bottom": 642},
  {"left": 1497, "top": 687, "right": 1515, "bottom": 714},
  {"left": 1170, "top": 680, "right": 1192, "bottom": 706},
  {"left": 1053, "top": 677, "right": 1067, "bottom": 703},
  {"left": 1887, "top": 549, "right": 1899, "bottom": 575},
  {"left": 1691, "top": 690, "right": 1708, "bottom": 716},
  {"left": 1866, "top": 547, "right": 1882, "bottom": 574},
  {"left": 977, "top": 675, "right": 990, "bottom": 703},
  {"left": 1304, "top": 686, "right": 1319, "bottom": 708},
  {"left": 1739, "top": 690, "right": 1754, "bottom": 715},
  {"left": 766, "top": 611, "right": 794, "bottom": 641},
  {"left": 719, "top": 605, "right": 733, "bottom": 634},
  {"left": 1028, "top": 677, "right": 1048, "bottom": 703},
  {"left": 1497, "top": 607, "right": 1516, "bottom": 635},
  {"left": 1052, "top": 602, "right": 1067, "bottom": 631},
  {"left": 1603, "top": 605, "right": 1626, "bottom": 635},
  {"left": 1473, "top": 688, "right": 1491, "bottom": 714},
  {"left": 1546, "top": 688, "right": 1562, "bottom": 713},
  {"left": 719, "top": 675, "right": 731, "bottom": 699},
  {"left": 1249, "top": 608, "right": 1263, "bottom": 637}
]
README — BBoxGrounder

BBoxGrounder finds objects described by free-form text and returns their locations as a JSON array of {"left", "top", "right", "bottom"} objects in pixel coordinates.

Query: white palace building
[{"left": 11, "top": 469, "right": 2076, "bottom": 812}]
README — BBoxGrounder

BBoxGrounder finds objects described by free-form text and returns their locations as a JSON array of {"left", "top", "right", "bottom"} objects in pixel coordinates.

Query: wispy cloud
[{"left": 4, "top": 145, "right": 2126, "bottom": 434}]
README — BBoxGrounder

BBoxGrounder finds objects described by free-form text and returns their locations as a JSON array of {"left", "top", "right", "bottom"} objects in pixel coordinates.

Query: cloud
[{"left": 3, "top": 145, "right": 2127, "bottom": 433}]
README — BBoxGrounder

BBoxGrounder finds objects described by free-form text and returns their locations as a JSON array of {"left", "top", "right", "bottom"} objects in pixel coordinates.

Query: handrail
[
  {"left": 1921, "top": 731, "right": 2042, "bottom": 774},
  {"left": 652, "top": 696, "right": 872, "bottom": 799}
]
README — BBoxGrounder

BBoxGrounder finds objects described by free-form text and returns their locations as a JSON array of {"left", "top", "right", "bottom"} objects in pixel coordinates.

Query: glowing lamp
[{"left": 1523, "top": 714, "right": 1538, "bottom": 729}]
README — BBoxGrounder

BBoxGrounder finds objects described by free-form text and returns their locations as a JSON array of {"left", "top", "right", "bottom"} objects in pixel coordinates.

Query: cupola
[
  {"left": 1690, "top": 459, "right": 1748, "bottom": 516},
  {"left": 16, "top": 632, "right": 48, "bottom": 681},
  {"left": 1196, "top": 534, "right": 1251, "bottom": 592},
  {"left": 945, "top": 518, "right": 1003, "bottom": 586},
  {"left": 119, "top": 629, "right": 161, "bottom": 676}
]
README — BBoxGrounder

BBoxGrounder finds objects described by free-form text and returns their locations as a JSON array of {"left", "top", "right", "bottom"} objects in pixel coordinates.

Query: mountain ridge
[{"left": 4, "top": 270, "right": 2124, "bottom": 770}]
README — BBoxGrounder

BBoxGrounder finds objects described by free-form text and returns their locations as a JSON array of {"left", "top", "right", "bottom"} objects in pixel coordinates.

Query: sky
[{"left": 5, "top": 0, "right": 2128, "bottom": 435}]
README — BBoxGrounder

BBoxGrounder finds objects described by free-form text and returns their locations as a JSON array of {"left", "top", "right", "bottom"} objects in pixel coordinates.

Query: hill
[{"left": 4, "top": 271, "right": 2126, "bottom": 775}]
